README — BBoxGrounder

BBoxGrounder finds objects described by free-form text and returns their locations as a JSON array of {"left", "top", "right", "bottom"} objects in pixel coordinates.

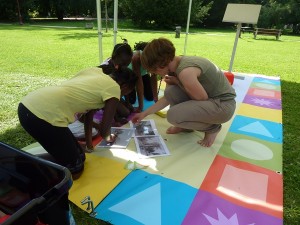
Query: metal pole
[
  {"left": 113, "top": 0, "right": 118, "bottom": 46},
  {"left": 96, "top": 0, "right": 103, "bottom": 63},
  {"left": 184, "top": 0, "right": 192, "bottom": 55},
  {"left": 105, "top": 0, "right": 108, "bottom": 33},
  {"left": 229, "top": 22, "right": 241, "bottom": 72}
]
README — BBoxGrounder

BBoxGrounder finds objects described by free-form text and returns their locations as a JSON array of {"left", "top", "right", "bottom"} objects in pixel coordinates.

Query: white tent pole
[
  {"left": 113, "top": 0, "right": 118, "bottom": 46},
  {"left": 96, "top": 0, "right": 103, "bottom": 63},
  {"left": 229, "top": 22, "right": 241, "bottom": 72},
  {"left": 184, "top": 0, "right": 192, "bottom": 55}
]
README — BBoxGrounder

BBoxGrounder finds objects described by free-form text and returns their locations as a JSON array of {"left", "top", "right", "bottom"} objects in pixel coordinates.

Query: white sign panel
[{"left": 223, "top": 4, "right": 261, "bottom": 24}]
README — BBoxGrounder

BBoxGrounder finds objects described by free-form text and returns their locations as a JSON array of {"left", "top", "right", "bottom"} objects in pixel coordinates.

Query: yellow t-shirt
[{"left": 21, "top": 67, "right": 120, "bottom": 127}]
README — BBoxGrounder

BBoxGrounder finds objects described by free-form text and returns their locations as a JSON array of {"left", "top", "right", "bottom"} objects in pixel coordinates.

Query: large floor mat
[{"left": 25, "top": 72, "right": 283, "bottom": 225}]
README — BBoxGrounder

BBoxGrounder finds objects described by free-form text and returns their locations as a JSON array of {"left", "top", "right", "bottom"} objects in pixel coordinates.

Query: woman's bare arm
[
  {"left": 99, "top": 97, "right": 119, "bottom": 141},
  {"left": 178, "top": 67, "right": 208, "bottom": 100},
  {"left": 132, "top": 52, "right": 144, "bottom": 111}
]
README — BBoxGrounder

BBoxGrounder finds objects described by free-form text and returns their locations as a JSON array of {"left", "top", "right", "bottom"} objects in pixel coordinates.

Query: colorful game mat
[{"left": 25, "top": 72, "right": 283, "bottom": 225}]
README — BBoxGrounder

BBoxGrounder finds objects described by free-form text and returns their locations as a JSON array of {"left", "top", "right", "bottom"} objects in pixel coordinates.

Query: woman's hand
[
  {"left": 164, "top": 75, "right": 179, "bottom": 85},
  {"left": 131, "top": 112, "right": 146, "bottom": 124}
]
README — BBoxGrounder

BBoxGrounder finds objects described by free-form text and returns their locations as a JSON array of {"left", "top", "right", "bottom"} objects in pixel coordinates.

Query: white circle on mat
[{"left": 231, "top": 139, "right": 273, "bottom": 160}]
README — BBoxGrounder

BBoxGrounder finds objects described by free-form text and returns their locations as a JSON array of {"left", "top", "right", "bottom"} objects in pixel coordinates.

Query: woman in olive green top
[{"left": 131, "top": 38, "right": 236, "bottom": 147}]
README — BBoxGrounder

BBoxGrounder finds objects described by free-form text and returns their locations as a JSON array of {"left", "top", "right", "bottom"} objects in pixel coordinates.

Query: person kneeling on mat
[{"left": 18, "top": 66, "right": 137, "bottom": 179}]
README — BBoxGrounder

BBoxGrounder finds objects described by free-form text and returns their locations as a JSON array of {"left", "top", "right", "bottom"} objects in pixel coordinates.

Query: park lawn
[{"left": 0, "top": 22, "right": 299, "bottom": 225}]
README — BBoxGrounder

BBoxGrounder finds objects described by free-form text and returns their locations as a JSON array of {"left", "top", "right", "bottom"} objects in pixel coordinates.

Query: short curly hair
[{"left": 140, "top": 38, "right": 175, "bottom": 72}]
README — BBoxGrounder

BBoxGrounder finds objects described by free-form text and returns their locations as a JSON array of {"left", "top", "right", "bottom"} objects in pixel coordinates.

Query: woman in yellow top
[{"left": 18, "top": 66, "right": 137, "bottom": 179}]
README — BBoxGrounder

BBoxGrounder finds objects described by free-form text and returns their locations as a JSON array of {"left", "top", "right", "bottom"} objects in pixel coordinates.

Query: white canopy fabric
[{"left": 96, "top": 0, "right": 193, "bottom": 64}]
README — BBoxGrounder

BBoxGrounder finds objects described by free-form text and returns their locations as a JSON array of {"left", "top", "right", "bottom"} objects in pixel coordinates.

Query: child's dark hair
[
  {"left": 112, "top": 67, "right": 138, "bottom": 91},
  {"left": 99, "top": 59, "right": 114, "bottom": 75},
  {"left": 99, "top": 43, "right": 133, "bottom": 75},
  {"left": 112, "top": 43, "right": 133, "bottom": 68},
  {"left": 134, "top": 41, "right": 148, "bottom": 51}
]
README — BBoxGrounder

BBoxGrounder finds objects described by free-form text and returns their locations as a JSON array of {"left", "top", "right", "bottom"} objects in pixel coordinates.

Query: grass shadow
[
  {"left": 0, "top": 24, "right": 128, "bottom": 40},
  {"left": 253, "top": 37, "right": 283, "bottom": 42},
  {"left": 70, "top": 203, "right": 112, "bottom": 225},
  {"left": 281, "top": 79, "right": 300, "bottom": 224},
  {"left": 0, "top": 123, "right": 34, "bottom": 149},
  {"left": 56, "top": 32, "right": 113, "bottom": 40}
]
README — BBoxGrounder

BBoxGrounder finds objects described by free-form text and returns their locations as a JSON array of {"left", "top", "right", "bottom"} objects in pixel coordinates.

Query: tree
[
  {"left": 0, "top": 0, "right": 35, "bottom": 22},
  {"left": 192, "top": 0, "right": 213, "bottom": 27},
  {"left": 201, "top": 0, "right": 263, "bottom": 27},
  {"left": 119, "top": 0, "right": 212, "bottom": 29},
  {"left": 285, "top": 0, "right": 300, "bottom": 33},
  {"left": 258, "top": 0, "right": 300, "bottom": 33}
]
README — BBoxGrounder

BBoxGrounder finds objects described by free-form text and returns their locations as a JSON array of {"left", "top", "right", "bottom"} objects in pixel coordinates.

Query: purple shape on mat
[
  {"left": 182, "top": 190, "right": 282, "bottom": 225},
  {"left": 243, "top": 95, "right": 281, "bottom": 109}
]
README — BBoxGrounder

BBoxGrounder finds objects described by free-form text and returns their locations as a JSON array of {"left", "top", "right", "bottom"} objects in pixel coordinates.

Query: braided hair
[
  {"left": 112, "top": 43, "right": 133, "bottom": 69},
  {"left": 99, "top": 43, "right": 133, "bottom": 75}
]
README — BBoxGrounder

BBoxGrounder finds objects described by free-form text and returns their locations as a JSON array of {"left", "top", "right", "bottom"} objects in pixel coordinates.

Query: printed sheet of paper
[
  {"left": 129, "top": 119, "right": 159, "bottom": 137},
  {"left": 134, "top": 135, "right": 170, "bottom": 158},
  {"left": 130, "top": 120, "right": 170, "bottom": 158},
  {"left": 96, "top": 127, "right": 134, "bottom": 148}
]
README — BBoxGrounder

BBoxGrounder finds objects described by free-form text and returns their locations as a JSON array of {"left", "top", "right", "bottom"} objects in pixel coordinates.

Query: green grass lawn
[{"left": 0, "top": 21, "right": 299, "bottom": 224}]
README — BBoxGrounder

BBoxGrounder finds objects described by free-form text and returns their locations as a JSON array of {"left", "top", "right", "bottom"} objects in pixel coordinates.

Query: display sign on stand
[{"left": 223, "top": 4, "right": 261, "bottom": 72}]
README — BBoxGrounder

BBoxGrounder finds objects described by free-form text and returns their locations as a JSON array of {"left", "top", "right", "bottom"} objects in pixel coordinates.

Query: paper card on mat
[
  {"left": 134, "top": 135, "right": 170, "bottom": 158},
  {"left": 96, "top": 127, "right": 134, "bottom": 149},
  {"left": 129, "top": 119, "right": 159, "bottom": 137}
]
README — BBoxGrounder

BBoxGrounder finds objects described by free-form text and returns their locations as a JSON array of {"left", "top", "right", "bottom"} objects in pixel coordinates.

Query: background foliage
[
  {"left": 0, "top": 0, "right": 299, "bottom": 33},
  {"left": 119, "top": 0, "right": 213, "bottom": 28}
]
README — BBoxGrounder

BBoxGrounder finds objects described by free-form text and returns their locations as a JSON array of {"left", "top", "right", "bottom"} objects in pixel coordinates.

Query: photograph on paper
[
  {"left": 134, "top": 135, "right": 170, "bottom": 158},
  {"left": 97, "top": 127, "right": 134, "bottom": 148},
  {"left": 130, "top": 119, "right": 158, "bottom": 137}
]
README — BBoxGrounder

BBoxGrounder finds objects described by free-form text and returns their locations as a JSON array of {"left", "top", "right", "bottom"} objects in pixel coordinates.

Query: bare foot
[
  {"left": 166, "top": 126, "right": 193, "bottom": 134},
  {"left": 197, "top": 130, "right": 220, "bottom": 147}
]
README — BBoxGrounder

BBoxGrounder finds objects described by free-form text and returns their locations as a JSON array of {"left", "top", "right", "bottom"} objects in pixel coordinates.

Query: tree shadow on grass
[
  {"left": 70, "top": 202, "right": 112, "bottom": 225},
  {"left": 0, "top": 24, "right": 113, "bottom": 40},
  {"left": 281, "top": 79, "right": 300, "bottom": 224},
  {"left": 0, "top": 123, "right": 34, "bottom": 149},
  {"left": 56, "top": 32, "right": 110, "bottom": 40},
  {"left": 252, "top": 37, "right": 283, "bottom": 42}
]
